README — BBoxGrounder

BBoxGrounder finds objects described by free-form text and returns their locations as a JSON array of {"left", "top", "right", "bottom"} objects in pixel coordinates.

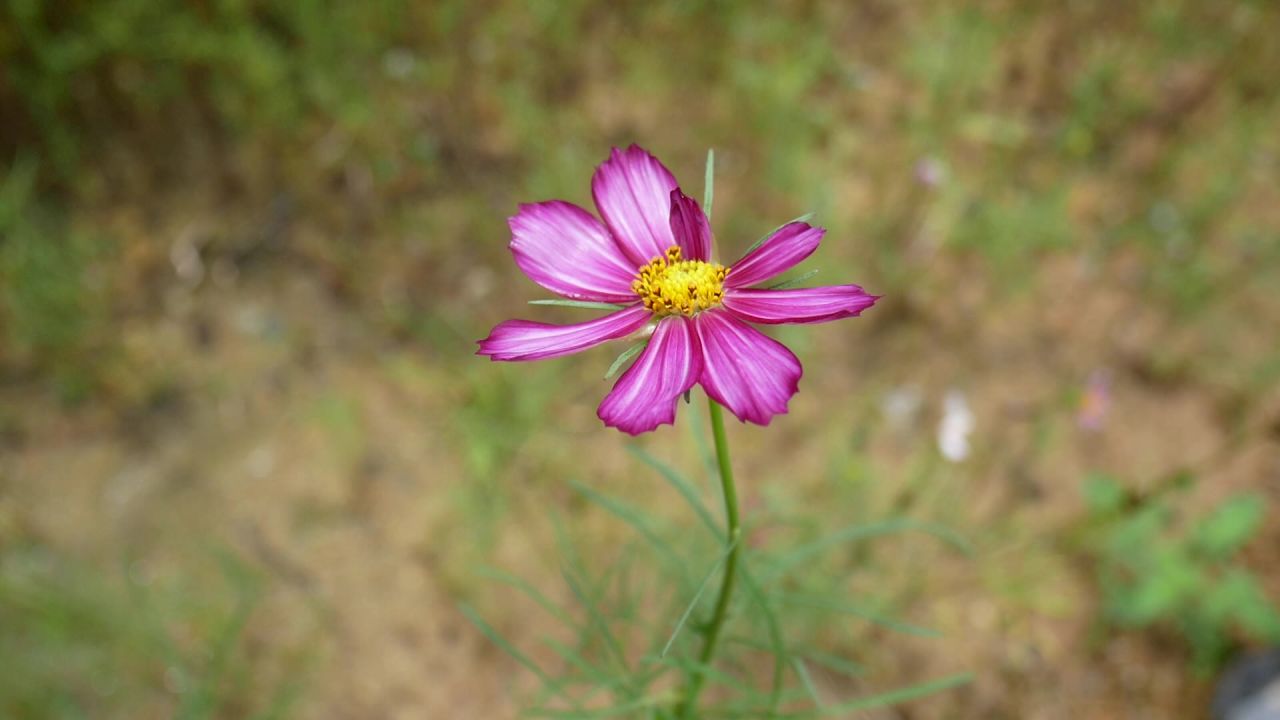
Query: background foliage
[{"left": 2, "top": 1, "right": 1279, "bottom": 717}]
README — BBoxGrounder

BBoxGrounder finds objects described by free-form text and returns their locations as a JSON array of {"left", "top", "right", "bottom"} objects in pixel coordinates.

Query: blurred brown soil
[{"left": 3, "top": 194, "right": 1279, "bottom": 719}]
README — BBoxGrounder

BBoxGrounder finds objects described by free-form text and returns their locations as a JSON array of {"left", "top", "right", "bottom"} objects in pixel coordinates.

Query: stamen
[{"left": 632, "top": 246, "right": 728, "bottom": 317}]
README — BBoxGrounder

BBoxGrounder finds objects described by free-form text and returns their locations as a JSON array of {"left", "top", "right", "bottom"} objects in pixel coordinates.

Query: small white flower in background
[
  {"left": 881, "top": 385, "right": 923, "bottom": 432},
  {"left": 937, "top": 390, "right": 974, "bottom": 462}
]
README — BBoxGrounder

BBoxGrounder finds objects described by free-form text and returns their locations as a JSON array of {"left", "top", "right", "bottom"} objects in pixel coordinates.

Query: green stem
[{"left": 677, "top": 398, "right": 741, "bottom": 718}]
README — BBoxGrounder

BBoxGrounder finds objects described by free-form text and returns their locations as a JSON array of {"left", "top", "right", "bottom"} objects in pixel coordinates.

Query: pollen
[{"left": 632, "top": 246, "right": 728, "bottom": 317}]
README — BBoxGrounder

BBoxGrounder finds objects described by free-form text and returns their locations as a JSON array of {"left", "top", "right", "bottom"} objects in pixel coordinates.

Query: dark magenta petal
[
  {"left": 725, "top": 223, "right": 824, "bottom": 288},
  {"left": 509, "top": 201, "right": 639, "bottom": 302},
  {"left": 668, "top": 189, "right": 712, "bottom": 262},
  {"left": 598, "top": 317, "right": 701, "bottom": 435},
  {"left": 592, "top": 145, "right": 681, "bottom": 267},
  {"left": 723, "top": 285, "right": 880, "bottom": 325},
  {"left": 694, "top": 310, "right": 802, "bottom": 425},
  {"left": 477, "top": 305, "right": 649, "bottom": 361}
]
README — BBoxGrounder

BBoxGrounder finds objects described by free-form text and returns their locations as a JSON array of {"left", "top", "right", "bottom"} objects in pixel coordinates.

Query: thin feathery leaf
[
  {"left": 549, "top": 513, "right": 632, "bottom": 679},
  {"left": 762, "top": 519, "right": 970, "bottom": 583},
  {"left": 699, "top": 687, "right": 817, "bottom": 718},
  {"left": 626, "top": 445, "right": 720, "bottom": 537},
  {"left": 763, "top": 269, "right": 820, "bottom": 290},
  {"left": 739, "top": 562, "right": 787, "bottom": 714},
  {"left": 599, "top": 539, "right": 642, "bottom": 627},
  {"left": 771, "top": 592, "right": 940, "bottom": 637},
  {"left": 724, "top": 636, "right": 864, "bottom": 680},
  {"left": 476, "top": 566, "right": 580, "bottom": 630},
  {"left": 661, "top": 538, "right": 740, "bottom": 657},
  {"left": 742, "top": 212, "right": 816, "bottom": 256},
  {"left": 527, "top": 695, "right": 668, "bottom": 719},
  {"left": 540, "top": 635, "right": 631, "bottom": 697},
  {"left": 796, "top": 648, "right": 864, "bottom": 678},
  {"left": 569, "top": 480, "right": 692, "bottom": 589},
  {"left": 529, "top": 299, "right": 631, "bottom": 310},
  {"left": 793, "top": 657, "right": 822, "bottom": 708},
  {"left": 703, "top": 149, "right": 716, "bottom": 219},
  {"left": 605, "top": 342, "right": 646, "bottom": 380},
  {"left": 460, "top": 603, "right": 571, "bottom": 701},
  {"left": 561, "top": 565, "right": 632, "bottom": 679},
  {"left": 652, "top": 654, "right": 761, "bottom": 696},
  {"left": 776, "top": 672, "right": 973, "bottom": 718}
]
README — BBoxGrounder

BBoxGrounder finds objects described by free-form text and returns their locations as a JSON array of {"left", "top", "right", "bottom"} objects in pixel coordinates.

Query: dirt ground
[{"left": 5, "top": 194, "right": 1278, "bottom": 719}]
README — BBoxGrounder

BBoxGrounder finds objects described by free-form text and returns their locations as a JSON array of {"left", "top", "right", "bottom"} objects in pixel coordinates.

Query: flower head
[{"left": 477, "top": 145, "right": 879, "bottom": 435}]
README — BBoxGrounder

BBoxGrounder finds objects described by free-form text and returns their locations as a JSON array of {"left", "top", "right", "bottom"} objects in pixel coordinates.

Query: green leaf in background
[
  {"left": 1191, "top": 495, "right": 1263, "bottom": 559},
  {"left": 1204, "top": 570, "right": 1280, "bottom": 638},
  {"left": 1082, "top": 473, "right": 1126, "bottom": 514},
  {"left": 1081, "top": 474, "right": 1278, "bottom": 672},
  {"left": 1116, "top": 548, "right": 1202, "bottom": 626}
]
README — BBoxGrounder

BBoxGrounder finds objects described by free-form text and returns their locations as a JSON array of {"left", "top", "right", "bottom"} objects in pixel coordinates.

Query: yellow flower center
[{"left": 632, "top": 246, "right": 728, "bottom": 317}]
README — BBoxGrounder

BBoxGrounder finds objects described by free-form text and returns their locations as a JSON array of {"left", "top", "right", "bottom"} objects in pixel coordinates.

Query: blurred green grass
[
  {"left": 2, "top": 1, "right": 1280, "bottom": 717},
  {"left": 0, "top": 543, "right": 307, "bottom": 719}
]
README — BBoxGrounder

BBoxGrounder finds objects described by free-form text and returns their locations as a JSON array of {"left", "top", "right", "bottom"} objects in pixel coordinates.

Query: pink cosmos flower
[{"left": 477, "top": 145, "right": 879, "bottom": 435}]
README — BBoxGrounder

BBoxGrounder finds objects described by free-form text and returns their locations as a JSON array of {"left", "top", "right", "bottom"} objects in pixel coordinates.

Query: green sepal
[
  {"left": 742, "top": 212, "right": 816, "bottom": 256},
  {"left": 763, "top": 269, "right": 819, "bottom": 290},
  {"left": 703, "top": 148, "right": 716, "bottom": 219},
  {"left": 529, "top": 299, "right": 630, "bottom": 310},
  {"left": 604, "top": 341, "right": 646, "bottom": 380}
]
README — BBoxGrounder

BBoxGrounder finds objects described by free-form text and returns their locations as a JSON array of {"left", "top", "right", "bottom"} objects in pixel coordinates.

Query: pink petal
[
  {"left": 723, "top": 285, "right": 880, "bottom": 325},
  {"left": 725, "top": 222, "right": 824, "bottom": 288},
  {"left": 694, "top": 310, "right": 802, "bottom": 426},
  {"left": 477, "top": 305, "right": 649, "bottom": 361},
  {"left": 509, "top": 201, "right": 639, "bottom": 302},
  {"left": 598, "top": 317, "right": 701, "bottom": 435},
  {"left": 592, "top": 145, "right": 681, "bottom": 267},
  {"left": 668, "top": 189, "right": 712, "bottom": 261}
]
